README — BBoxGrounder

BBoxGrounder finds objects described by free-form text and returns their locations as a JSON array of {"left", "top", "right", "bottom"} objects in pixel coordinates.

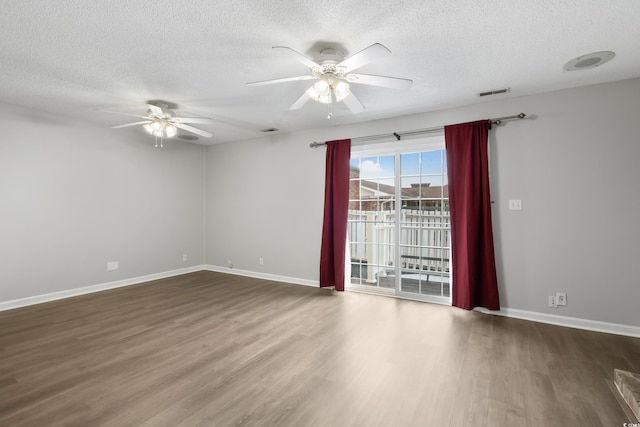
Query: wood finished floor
[{"left": 1, "top": 271, "right": 639, "bottom": 427}]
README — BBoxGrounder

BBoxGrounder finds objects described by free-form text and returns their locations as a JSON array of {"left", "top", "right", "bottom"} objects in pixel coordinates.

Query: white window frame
[{"left": 348, "top": 134, "right": 451, "bottom": 305}]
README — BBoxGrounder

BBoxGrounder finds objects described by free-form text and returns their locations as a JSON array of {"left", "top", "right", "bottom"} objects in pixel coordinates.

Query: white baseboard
[
  {"left": 0, "top": 265, "right": 205, "bottom": 312},
  {"left": 204, "top": 266, "right": 640, "bottom": 338},
  {"left": 4, "top": 266, "right": 637, "bottom": 339},
  {"left": 203, "top": 264, "right": 319, "bottom": 288},
  {"left": 474, "top": 307, "right": 640, "bottom": 338}
]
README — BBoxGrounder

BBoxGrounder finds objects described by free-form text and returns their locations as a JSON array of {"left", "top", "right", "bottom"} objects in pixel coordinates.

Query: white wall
[
  {"left": 205, "top": 78, "right": 640, "bottom": 327},
  {"left": 0, "top": 103, "right": 206, "bottom": 302},
  {"left": 205, "top": 133, "right": 326, "bottom": 280},
  {"left": 2, "top": 78, "right": 638, "bottom": 328}
]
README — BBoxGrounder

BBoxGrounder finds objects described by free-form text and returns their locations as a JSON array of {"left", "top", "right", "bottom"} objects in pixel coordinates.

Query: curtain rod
[{"left": 309, "top": 113, "right": 527, "bottom": 148}]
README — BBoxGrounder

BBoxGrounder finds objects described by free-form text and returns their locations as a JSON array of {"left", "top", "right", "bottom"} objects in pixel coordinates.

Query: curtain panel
[
  {"left": 319, "top": 139, "right": 351, "bottom": 291},
  {"left": 444, "top": 121, "right": 500, "bottom": 310}
]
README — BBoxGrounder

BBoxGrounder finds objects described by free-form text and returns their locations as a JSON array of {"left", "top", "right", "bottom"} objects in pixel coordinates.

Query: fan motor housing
[{"left": 314, "top": 48, "right": 344, "bottom": 65}]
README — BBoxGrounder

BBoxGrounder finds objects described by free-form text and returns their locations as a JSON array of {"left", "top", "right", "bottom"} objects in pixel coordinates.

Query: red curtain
[
  {"left": 444, "top": 121, "right": 500, "bottom": 310},
  {"left": 319, "top": 139, "right": 351, "bottom": 291}
]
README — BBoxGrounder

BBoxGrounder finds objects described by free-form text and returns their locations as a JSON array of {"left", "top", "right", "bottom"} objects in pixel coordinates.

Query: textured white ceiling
[{"left": 2, "top": 0, "right": 639, "bottom": 144}]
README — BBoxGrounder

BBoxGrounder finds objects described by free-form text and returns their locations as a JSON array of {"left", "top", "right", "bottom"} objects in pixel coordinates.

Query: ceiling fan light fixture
[
  {"left": 248, "top": 43, "right": 412, "bottom": 117},
  {"left": 165, "top": 124, "right": 177, "bottom": 138},
  {"left": 334, "top": 80, "right": 350, "bottom": 102},
  {"left": 307, "top": 76, "right": 351, "bottom": 105},
  {"left": 316, "top": 94, "right": 332, "bottom": 104},
  {"left": 144, "top": 120, "right": 177, "bottom": 138},
  {"left": 100, "top": 102, "right": 213, "bottom": 146},
  {"left": 306, "top": 85, "right": 332, "bottom": 104},
  {"left": 314, "top": 78, "right": 330, "bottom": 93}
]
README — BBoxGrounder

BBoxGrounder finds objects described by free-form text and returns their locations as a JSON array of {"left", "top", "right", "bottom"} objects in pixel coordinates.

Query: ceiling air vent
[
  {"left": 261, "top": 128, "right": 279, "bottom": 132},
  {"left": 479, "top": 88, "right": 510, "bottom": 97}
]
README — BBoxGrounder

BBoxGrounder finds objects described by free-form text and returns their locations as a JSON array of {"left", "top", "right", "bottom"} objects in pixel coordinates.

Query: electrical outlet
[
  {"left": 259, "top": 257, "right": 264, "bottom": 265},
  {"left": 107, "top": 261, "right": 119, "bottom": 271},
  {"left": 182, "top": 254, "right": 188, "bottom": 261},
  {"left": 556, "top": 292, "right": 567, "bottom": 306},
  {"left": 548, "top": 295, "right": 557, "bottom": 308},
  {"left": 227, "top": 260, "right": 233, "bottom": 268}
]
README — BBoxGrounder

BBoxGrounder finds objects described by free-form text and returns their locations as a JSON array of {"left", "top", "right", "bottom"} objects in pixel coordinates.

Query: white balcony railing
[{"left": 348, "top": 208, "right": 450, "bottom": 285}]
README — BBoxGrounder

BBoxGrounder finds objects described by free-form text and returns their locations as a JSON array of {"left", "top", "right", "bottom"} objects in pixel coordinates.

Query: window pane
[
  {"left": 400, "top": 269, "right": 421, "bottom": 294},
  {"left": 359, "top": 180, "right": 396, "bottom": 205},
  {"left": 350, "top": 259, "right": 367, "bottom": 284},
  {"left": 400, "top": 245, "right": 420, "bottom": 269},
  {"left": 358, "top": 157, "right": 379, "bottom": 179},
  {"left": 400, "top": 152, "right": 419, "bottom": 175},
  {"left": 359, "top": 156, "right": 395, "bottom": 180},
  {"left": 400, "top": 178, "right": 420, "bottom": 201},
  {"left": 422, "top": 272, "right": 448, "bottom": 296},
  {"left": 421, "top": 150, "right": 443, "bottom": 175},
  {"left": 348, "top": 238, "right": 365, "bottom": 259},
  {"left": 349, "top": 179, "right": 361, "bottom": 210},
  {"left": 420, "top": 247, "right": 447, "bottom": 271}
]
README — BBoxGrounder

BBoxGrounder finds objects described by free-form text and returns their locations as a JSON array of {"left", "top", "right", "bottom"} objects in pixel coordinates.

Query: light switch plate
[{"left": 509, "top": 199, "right": 523, "bottom": 210}]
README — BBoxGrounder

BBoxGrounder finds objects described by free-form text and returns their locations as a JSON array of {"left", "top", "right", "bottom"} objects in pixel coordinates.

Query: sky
[{"left": 351, "top": 150, "right": 448, "bottom": 187}]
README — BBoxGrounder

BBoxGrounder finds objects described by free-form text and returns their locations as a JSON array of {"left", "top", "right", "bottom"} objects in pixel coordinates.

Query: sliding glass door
[{"left": 347, "top": 137, "right": 451, "bottom": 304}]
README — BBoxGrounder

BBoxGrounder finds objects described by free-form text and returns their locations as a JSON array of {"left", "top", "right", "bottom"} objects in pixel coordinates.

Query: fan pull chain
[{"left": 327, "top": 87, "right": 334, "bottom": 120}]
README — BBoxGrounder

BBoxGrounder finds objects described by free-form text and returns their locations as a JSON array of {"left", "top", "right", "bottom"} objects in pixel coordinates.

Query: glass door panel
[{"left": 349, "top": 146, "right": 450, "bottom": 305}]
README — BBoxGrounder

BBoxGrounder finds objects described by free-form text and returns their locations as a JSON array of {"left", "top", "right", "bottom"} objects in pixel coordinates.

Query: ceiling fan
[
  {"left": 247, "top": 43, "right": 413, "bottom": 119},
  {"left": 96, "top": 102, "right": 213, "bottom": 147}
]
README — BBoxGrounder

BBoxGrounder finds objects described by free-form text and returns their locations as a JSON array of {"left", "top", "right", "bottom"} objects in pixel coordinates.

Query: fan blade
[
  {"left": 173, "top": 117, "right": 213, "bottom": 124},
  {"left": 289, "top": 91, "right": 312, "bottom": 110},
  {"left": 338, "top": 43, "right": 391, "bottom": 73},
  {"left": 111, "top": 121, "right": 151, "bottom": 129},
  {"left": 174, "top": 123, "right": 213, "bottom": 138},
  {"left": 342, "top": 92, "right": 365, "bottom": 114},
  {"left": 273, "top": 46, "right": 320, "bottom": 69},
  {"left": 246, "top": 75, "right": 315, "bottom": 86},
  {"left": 94, "top": 109, "right": 151, "bottom": 120},
  {"left": 346, "top": 73, "right": 413, "bottom": 89},
  {"left": 146, "top": 104, "right": 164, "bottom": 117}
]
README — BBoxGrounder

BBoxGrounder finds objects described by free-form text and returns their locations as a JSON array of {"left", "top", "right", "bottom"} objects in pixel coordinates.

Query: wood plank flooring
[{"left": 1, "top": 270, "right": 639, "bottom": 426}]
